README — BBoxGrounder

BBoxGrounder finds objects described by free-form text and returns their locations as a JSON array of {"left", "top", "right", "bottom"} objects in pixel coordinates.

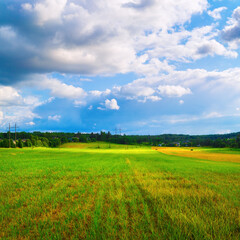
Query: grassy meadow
[{"left": 0, "top": 143, "right": 239, "bottom": 239}]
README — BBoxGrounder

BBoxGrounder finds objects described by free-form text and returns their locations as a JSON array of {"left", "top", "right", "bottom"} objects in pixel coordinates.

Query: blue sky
[{"left": 1, "top": 0, "right": 240, "bottom": 135}]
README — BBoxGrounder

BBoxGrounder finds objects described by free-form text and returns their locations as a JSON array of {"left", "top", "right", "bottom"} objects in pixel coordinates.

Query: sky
[{"left": 1, "top": 0, "right": 240, "bottom": 135}]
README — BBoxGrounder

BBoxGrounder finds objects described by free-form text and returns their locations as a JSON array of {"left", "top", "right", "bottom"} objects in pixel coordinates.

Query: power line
[
  {"left": 9, "top": 123, "right": 10, "bottom": 148},
  {"left": 114, "top": 128, "right": 122, "bottom": 135},
  {"left": 6, "top": 123, "right": 19, "bottom": 148}
]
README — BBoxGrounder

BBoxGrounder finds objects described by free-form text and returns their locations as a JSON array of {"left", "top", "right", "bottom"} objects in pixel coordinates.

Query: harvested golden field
[{"left": 155, "top": 147, "right": 240, "bottom": 163}]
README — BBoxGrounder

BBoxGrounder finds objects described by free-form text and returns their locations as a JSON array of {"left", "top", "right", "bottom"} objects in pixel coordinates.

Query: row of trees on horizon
[{"left": 0, "top": 131, "right": 240, "bottom": 148}]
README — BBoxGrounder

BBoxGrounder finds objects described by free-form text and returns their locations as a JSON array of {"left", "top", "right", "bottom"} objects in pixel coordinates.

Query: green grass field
[{"left": 0, "top": 143, "right": 239, "bottom": 239}]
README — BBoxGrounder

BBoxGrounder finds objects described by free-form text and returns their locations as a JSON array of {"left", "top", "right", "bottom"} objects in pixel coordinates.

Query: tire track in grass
[
  {"left": 87, "top": 174, "right": 120, "bottom": 240},
  {"left": 132, "top": 171, "right": 175, "bottom": 239},
  {"left": 126, "top": 157, "right": 198, "bottom": 239},
  {"left": 86, "top": 182, "right": 105, "bottom": 240},
  {"left": 118, "top": 173, "right": 134, "bottom": 238},
  {"left": 125, "top": 157, "right": 162, "bottom": 238},
  {"left": 132, "top": 170, "right": 240, "bottom": 239},
  {"left": 97, "top": 175, "right": 121, "bottom": 239},
  {"left": 105, "top": 176, "right": 121, "bottom": 239},
  {"left": 36, "top": 175, "right": 101, "bottom": 239}
]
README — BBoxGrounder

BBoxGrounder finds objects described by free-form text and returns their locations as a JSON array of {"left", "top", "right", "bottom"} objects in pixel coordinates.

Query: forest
[{"left": 0, "top": 131, "right": 240, "bottom": 148}]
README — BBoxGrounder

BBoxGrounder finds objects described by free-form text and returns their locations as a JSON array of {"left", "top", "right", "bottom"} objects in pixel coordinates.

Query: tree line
[{"left": 0, "top": 131, "right": 240, "bottom": 148}]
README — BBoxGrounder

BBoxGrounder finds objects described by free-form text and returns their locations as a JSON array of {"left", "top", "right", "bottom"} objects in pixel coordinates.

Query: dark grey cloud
[
  {"left": 222, "top": 26, "right": 240, "bottom": 41},
  {"left": 197, "top": 44, "right": 212, "bottom": 55},
  {"left": 122, "top": 0, "right": 155, "bottom": 9},
  {"left": 0, "top": 1, "right": 119, "bottom": 85},
  {"left": 222, "top": 7, "right": 240, "bottom": 42}
]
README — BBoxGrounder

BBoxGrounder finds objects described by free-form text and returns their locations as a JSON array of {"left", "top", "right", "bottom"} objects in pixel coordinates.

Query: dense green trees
[
  {"left": 18, "top": 139, "right": 23, "bottom": 148},
  {"left": 1, "top": 131, "right": 240, "bottom": 148}
]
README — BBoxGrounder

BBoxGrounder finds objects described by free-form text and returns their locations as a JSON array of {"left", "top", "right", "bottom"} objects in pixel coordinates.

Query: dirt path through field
[{"left": 154, "top": 147, "right": 240, "bottom": 163}]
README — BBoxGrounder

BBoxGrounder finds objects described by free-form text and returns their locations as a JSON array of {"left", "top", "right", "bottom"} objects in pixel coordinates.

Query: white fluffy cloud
[
  {"left": 1, "top": 0, "right": 240, "bottom": 132},
  {"left": 158, "top": 85, "right": 192, "bottom": 97},
  {"left": 22, "top": 0, "right": 67, "bottom": 25},
  {"left": 105, "top": 99, "right": 120, "bottom": 110},
  {"left": 0, "top": 0, "right": 237, "bottom": 89},
  {"left": 0, "top": 85, "right": 51, "bottom": 128},
  {"left": 42, "top": 78, "right": 86, "bottom": 99},
  {"left": 111, "top": 77, "right": 192, "bottom": 102},
  {"left": 119, "top": 84, "right": 155, "bottom": 99},
  {"left": 0, "top": 86, "right": 23, "bottom": 106},
  {"left": 146, "top": 25, "right": 237, "bottom": 61},
  {"left": 0, "top": 105, "right": 40, "bottom": 129},
  {"left": 208, "top": 7, "right": 227, "bottom": 20},
  {"left": 0, "top": 0, "right": 215, "bottom": 83},
  {"left": 89, "top": 89, "right": 111, "bottom": 98},
  {"left": 48, "top": 115, "right": 61, "bottom": 121},
  {"left": 26, "top": 121, "right": 35, "bottom": 126},
  {"left": 26, "top": 75, "right": 87, "bottom": 99}
]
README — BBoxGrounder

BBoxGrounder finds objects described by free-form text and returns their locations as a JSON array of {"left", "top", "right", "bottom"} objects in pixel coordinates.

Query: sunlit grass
[
  {"left": 156, "top": 147, "right": 240, "bottom": 163},
  {"left": 0, "top": 144, "right": 239, "bottom": 239}
]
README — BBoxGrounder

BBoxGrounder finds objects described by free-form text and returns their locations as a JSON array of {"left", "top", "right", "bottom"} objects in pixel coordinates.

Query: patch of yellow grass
[
  {"left": 126, "top": 158, "right": 131, "bottom": 165},
  {"left": 60, "top": 143, "right": 88, "bottom": 149},
  {"left": 155, "top": 147, "right": 240, "bottom": 163}
]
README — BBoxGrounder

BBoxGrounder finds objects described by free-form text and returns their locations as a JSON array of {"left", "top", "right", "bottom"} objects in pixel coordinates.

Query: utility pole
[
  {"left": 15, "top": 123, "right": 17, "bottom": 143},
  {"left": 9, "top": 123, "right": 11, "bottom": 148}
]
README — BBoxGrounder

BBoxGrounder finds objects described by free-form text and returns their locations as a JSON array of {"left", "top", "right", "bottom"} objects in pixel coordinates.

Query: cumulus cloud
[
  {"left": 111, "top": 77, "right": 192, "bottom": 102},
  {"left": 105, "top": 99, "right": 120, "bottom": 110},
  {"left": 26, "top": 121, "right": 35, "bottom": 126},
  {"left": 123, "top": 0, "right": 156, "bottom": 10},
  {"left": 0, "top": 0, "right": 236, "bottom": 88},
  {"left": 0, "top": 86, "right": 23, "bottom": 106},
  {"left": 42, "top": 79, "right": 86, "bottom": 99},
  {"left": 138, "top": 96, "right": 162, "bottom": 103},
  {"left": 0, "top": 105, "right": 40, "bottom": 129},
  {"left": 147, "top": 26, "right": 237, "bottom": 61},
  {"left": 208, "top": 7, "right": 227, "bottom": 20},
  {"left": 48, "top": 115, "right": 61, "bottom": 121},
  {"left": 222, "top": 7, "right": 240, "bottom": 43},
  {"left": 105, "top": 66, "right": 240, "bottom": 114},
  {"left": 7, "top": 90, "right": 44, "bottom": 108},
  {"left": 0, "top": 85, "right": 50, "bottom": 129},
  {"left": 145, "top": 96, "right": 162, "bottom": 102},
  {"left": 74, "top": 100, "right": 87, "bottom": 107},
  {"left": 0, "top": 0, "right": 211, "bottom": 84},
  {"left": 0, "top": 85, "right": 41, "bottom": 120},
  {"left": 196, "top": 39, "right": 237, "bottom": 58},
  {"left": 89, "top": 89, "right": 111, "bottom": 98},
  {"left": 119, "top": 85, "right": 155, "bottom": 99},
  {"left": 158, "top": 85, "right": 192, "bottom": 97},
  {"left": 1, "top": 0, "right": 240, "bottom": 132},
  {"left": 25, "top": 75, "right": 87, "bottom": 99},
  {"left": 25, "top": 0, "right": 68, "bottom": 25}
]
